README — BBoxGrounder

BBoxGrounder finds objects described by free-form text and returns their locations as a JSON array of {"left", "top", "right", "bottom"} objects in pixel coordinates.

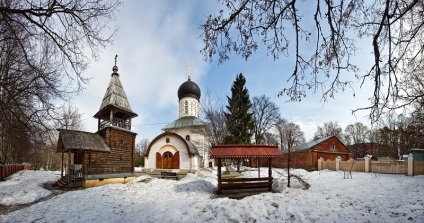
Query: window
[
  {"left": 166, "top": 138, "right": 170, "bottom": 143},
  {"left": 331, "top": 143, "right": 336, "bottom": 151},
  {"left": 184, "top": 100, "right": 188, "bottom": 114},
  {"left": 185, "top": 135, "right": 190, "bottom": 141}
]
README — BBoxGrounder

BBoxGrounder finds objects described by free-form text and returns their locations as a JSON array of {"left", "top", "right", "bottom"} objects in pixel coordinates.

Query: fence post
[
  {"left": 336, "top": 156, "right": 341, "bottom": 171},
  {"left": 318, "top": 157, "right": 323, "bottom": 171},
  {"left": 365, "top": 155, "right": 371, "bottom": 173},
  {"left": 407, "top": 154, "right": 414, "bottom": 176}
]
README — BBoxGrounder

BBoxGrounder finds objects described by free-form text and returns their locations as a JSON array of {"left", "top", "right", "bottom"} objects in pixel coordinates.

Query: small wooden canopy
[
  {"left": 210, "top": 144, "right": 283, "bottom": 159},
  {"left": 210, "top": 144, "right": 282, "bottom": 194}
]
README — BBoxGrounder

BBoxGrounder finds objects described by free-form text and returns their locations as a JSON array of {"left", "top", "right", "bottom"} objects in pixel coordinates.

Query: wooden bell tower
[{"left": 91, "top": 56, "right": 138, "bottom": 176}]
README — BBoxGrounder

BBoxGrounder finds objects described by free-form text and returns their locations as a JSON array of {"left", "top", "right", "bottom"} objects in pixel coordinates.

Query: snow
[{"left": 1, "top": 168, "right": 423, "bottom": 222}]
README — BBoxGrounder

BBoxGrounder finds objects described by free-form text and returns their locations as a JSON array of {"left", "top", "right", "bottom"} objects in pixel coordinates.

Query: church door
[{"left": 162, "top": 152, "right": 173, "bottom": 169}]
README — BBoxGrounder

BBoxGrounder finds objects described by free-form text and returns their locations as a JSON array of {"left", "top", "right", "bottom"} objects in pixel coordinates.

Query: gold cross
[{"left": 187, "top": 63, "right": 192, "bottom": 79}]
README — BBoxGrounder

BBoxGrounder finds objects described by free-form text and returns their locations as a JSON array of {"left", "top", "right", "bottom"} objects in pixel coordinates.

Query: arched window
[
  {"left": 185, "top": 135, "right": 190, "bottom": 141},
  {"left": 166, "top": 138, "right": 170, "bottom": 143}
]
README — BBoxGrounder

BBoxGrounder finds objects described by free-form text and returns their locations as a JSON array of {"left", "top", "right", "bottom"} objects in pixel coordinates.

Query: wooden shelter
[
  {"left": 57, "top": 130, "right": 111, "bottom": 187},
  {"left": 210, "top": 144, "right": 283, "bottom": 194}
]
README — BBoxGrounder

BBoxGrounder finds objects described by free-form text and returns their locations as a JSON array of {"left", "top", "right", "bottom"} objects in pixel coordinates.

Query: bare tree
[
  {"left": 275, "top": 120, "right": 305, "bottom": 187},
  {"left": 201, "top": 0, "right": 424, "bottom": 122},
  {"left": 262, "top": 132, "right": 279, "bottom": 145},
  {"left": 314, "top": 121, "right": 344, "bottom": 140},
  {"left": 251, "top": 95, "right": 281, "bottom": 144},
  {"left": 200, "top": 89, "right": 228, "bottom": 145},
  {"left": 0, "top": 0, "right": 121, "bottom": 164},
  {"left": 344, "top": 122, "right": 369, "bottom": 145},
  {"left": 56, "top": 103, "right": 85, "bottom": 131},
  {"left": 276, "top": 121, "right": 305, "bottom": 153},
  {"left": 0, "top": 0, "right": 121, "bottom": 85},
  {"left": 134, "top": 138, "right": 150, "bottom": 167},
  {"left": 135, "top": 138, "right": 150, "bottom": 156}
]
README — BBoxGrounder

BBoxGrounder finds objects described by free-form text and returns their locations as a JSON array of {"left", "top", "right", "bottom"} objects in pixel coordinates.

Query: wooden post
[
  {"left": 217, "top": 158, "right": 222, "bottom": 194},
  {"left": 128, "top": 118, "right": 132, "bottom": 130},
  {"left": 61, "top": 152, "right": 64, "bottom": 177},
  {"left": 257, "top": 157, "right": 260, "bottom": 178},
  {"left": 268, "top": 158, "right": 272, "bottom": 191},
  {"left": 109, "top": 110, "right": 114, "bottom": 125},
  {"left": 68, "top": 149, "right": 71, "bottom": 188}
]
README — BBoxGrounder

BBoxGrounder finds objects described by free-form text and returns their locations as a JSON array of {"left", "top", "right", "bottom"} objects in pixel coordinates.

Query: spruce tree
[{"left": 224, "top": 73, "right": 254, "bottom": 144}]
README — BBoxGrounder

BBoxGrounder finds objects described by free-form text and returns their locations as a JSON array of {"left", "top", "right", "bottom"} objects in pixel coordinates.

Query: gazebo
[{"left": 210, "top": 144, "right": 283, "bottom": 194}]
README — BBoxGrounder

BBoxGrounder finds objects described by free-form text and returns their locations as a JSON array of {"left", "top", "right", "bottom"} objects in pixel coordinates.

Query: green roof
[
  {"left": 163, "top": 116, "right": 205, "bottom": 130},
  {"left": 186, "top": 140, "right": 200, "bottom": 156},
  {"left": 408, "top": 149, "right": 424, "bottom": 161}
]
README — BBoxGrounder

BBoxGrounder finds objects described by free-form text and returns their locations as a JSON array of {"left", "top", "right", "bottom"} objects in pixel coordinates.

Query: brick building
[{"left": 274, "top": 136, "right": 352, "bottom": 171}]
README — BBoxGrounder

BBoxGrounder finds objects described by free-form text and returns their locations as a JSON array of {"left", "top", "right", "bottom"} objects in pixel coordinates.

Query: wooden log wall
[{"left": 85, "top": 127, "right": 136, "bottom": 175}]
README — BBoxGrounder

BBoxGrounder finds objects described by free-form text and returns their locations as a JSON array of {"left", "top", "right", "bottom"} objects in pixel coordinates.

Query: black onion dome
[{"left": 177, "top": 78, "right": 201, "bottom": 100}]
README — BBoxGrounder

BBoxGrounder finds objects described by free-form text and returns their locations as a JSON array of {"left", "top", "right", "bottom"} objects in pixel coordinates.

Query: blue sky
[{"left": 73, "top": 0, "right": 375, "bottom": 142}]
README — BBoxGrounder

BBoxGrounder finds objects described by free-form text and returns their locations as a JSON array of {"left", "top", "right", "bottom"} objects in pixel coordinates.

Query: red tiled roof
[{"left": 210, "top": 144, "right": 283, "bottom": 159}]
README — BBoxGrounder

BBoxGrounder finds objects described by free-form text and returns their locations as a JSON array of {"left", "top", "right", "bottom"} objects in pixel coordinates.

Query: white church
[{"left": 144, "top": 69, "right": 210, "bottom": 172}]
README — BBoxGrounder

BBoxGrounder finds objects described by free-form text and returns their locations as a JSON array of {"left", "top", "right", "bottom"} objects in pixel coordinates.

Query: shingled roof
[
  {"left": 94, "top": 65, "right": 137, "bottom": 119},
  {"left": 57, "top": 129, "right": 111, "bottom": 153},
  {"left": 210, "top": 144, "right": 283, "bottom": 159}
]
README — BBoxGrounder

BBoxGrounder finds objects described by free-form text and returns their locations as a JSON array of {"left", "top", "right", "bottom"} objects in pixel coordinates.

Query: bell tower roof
[{"left": 94, "top": 57, "right": 137, "bottom": 120}]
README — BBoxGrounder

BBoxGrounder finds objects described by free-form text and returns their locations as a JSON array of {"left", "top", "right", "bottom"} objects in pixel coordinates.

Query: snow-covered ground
[{"left": 0, "top": 168, "right": 423, "bottom": 222}]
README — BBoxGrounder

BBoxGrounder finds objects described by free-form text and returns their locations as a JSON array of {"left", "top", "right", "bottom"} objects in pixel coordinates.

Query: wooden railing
[
  {"left": 99, "top": 117, "right": 130, "bottom": 130},
  {"left": 64, "top": 164, "right": 83, "bottom": 178},
  {"left": 219, "top": 177, "right": 273, "bottom": 193}
]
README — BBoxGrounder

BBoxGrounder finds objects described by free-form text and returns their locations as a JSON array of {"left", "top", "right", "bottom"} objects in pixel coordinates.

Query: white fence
[{"left": 318, "top": 154, "right": 424, "bottom": 176}]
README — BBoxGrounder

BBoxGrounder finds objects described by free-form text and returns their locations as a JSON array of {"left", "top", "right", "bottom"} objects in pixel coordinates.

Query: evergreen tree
[{"left": 224, "top": 73, "right": 254, "bottom": 144}]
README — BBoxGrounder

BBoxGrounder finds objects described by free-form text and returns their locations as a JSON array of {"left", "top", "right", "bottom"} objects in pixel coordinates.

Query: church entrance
[{"left": 162, "top": 152, "right": 173, "bottom": 169}]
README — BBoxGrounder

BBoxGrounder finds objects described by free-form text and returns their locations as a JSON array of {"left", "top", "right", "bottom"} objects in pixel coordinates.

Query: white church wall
[
  {"left": 179, "top": 97, "right": 199, "bottom": 118},
  {"left": 144, "top": 156, "right": 149, "bottom": 168},
  {"left": 172, "top": 127, "right": 208, "bottom": 160},
  {"left": 146, "top": 135, "right": 192, "bottom": 170}
]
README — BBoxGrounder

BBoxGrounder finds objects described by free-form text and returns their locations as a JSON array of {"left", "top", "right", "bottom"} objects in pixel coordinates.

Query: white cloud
[
  {"left": 74, "top": 1, "right": 213, "bottom": 141},
  {"left": 72, "top": 0, "right": 377, "bottom": 143}
]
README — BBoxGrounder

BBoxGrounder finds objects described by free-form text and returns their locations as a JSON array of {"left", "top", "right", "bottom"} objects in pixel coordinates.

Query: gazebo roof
[{"left": 210, "top": 144, "right": 283, "bottom": 159}]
